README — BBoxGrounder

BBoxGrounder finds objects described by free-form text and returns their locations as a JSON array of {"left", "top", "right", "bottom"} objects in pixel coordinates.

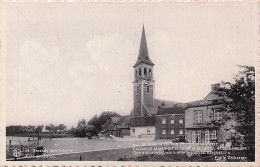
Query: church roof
[
  {"left": 157, "top": 106, "right": 185, "bottom": 115},
  {"left": 143, "top": 105, "right": 158, "bottom": 115},
  {"left": 133, "top": 26, "right": 154, "bottom": 67},
  {"left": 154, "top": 99, "right": 181, "bottom": 108}
]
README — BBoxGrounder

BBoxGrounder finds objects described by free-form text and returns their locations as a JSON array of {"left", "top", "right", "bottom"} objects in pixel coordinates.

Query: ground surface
[{"left": 19, "top": 147, "right": 135, "bottom": 161}]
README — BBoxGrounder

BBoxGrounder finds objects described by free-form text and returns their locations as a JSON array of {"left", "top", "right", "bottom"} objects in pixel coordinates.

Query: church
[
  {"left": 129, "top": 25, "right": 187, "bottom": 139},
  {"left": 101, "top": 25, "right": 186, "bottom": 140},
  {"left": 131, "top": 25, "right": 184, "bottom": 117},
  {"left": 102, "top": 25, "right": 230, "bottom": 143}
]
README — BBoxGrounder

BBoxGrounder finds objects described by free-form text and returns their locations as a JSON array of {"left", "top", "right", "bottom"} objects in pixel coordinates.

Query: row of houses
[{"left": 101, "top": 83, "right": 241, "bottom": 148}]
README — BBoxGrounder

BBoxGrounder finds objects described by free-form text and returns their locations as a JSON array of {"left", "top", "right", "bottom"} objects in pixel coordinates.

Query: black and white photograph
[{"left": 1, "top": 1, "right": 258, "bottom": 164}]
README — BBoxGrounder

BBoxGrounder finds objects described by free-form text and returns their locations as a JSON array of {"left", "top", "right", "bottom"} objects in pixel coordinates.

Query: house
[
  {"left": 102, "top": 116, "right": 121, "bottom": 137},
  {"left": 102, "top": 116, "right": 132, "bottom": 138},
  {"left": 185, "top": 83, "right": 240, "bottom": 147},
  {"left": 155, "top": 107, "right": 185, "bottom": 139},
  {"left": 130, "top": 116, "right": 156, "bottom": 139},
  {"left": 116, "top": 116, "right": 132, "bottom": 137}
]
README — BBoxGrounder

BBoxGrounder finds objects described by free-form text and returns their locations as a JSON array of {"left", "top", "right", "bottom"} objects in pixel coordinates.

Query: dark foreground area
[{"left": 8, "top": 147, "right": 250, "bottom": 162}]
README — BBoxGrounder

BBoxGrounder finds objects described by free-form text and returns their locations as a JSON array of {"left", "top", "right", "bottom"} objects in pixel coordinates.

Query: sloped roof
[
  {"left": 199, "top": 90, "right": 228, "bottom": 106},
  {"left": 143, "top": 105, "right": 158, "bottom": 115},
  {"left": 185, "top": 100, "right": 203, "bottom": 107},
  {"left": 131, "top": 116, "right": 156, "bottom": 127},
  {"left": 157, "top": 106, "right": 185, "bottom": 115},
  {"left": 133, "top": 26, "right": 154, "bottom": 67},
  {"left": 110, "top": 116, "right": 121, "bottom": 124},
  {"left": 117, "top": 116, "right": 131, "bottom": 125},
  {"left": 154, "top": 99, "right": 184, "bottom": 107},
  {"left": 185, "top": 84, "right": 230, "bottom": 108}
]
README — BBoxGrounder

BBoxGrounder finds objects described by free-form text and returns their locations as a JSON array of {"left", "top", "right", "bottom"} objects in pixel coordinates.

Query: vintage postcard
[{"left": 0, "top": 1, "right": 258, "bottom": 166}]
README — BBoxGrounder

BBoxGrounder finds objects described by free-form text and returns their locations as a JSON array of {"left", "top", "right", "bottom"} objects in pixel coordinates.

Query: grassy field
[
  {"left": 7, "top": 134, "right": 73, "bottom": 138},
  {"left": 15, "top": 147, "right": 135, "bottom": 161}
]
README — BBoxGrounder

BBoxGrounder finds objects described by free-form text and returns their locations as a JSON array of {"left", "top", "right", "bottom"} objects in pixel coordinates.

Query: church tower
[{"left": 133, "top": 25, "right": 155, "bottom": 117}]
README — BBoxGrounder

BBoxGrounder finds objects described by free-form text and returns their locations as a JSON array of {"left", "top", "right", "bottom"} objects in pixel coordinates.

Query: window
[
  {"left": 147, "top": 128, "right": 150, "bottom": 133},
  {"left": 149, "top": 69, "right": 152, "bottom": 76},
  {"left": 144, "top": 68, "right": 147, "bottom": 76},
  {"left": 179, "top": 129, "right": 184, "bottom": 135},
  {"left": 212, "top": 99, "right": 219, "bottom": 104},
  {"left": 210, "top": 130, "right": 217, "bottom": 140},
  {"left": 214, "top": 110, "right": 222, "bottom": 121},
  {"left": 136, "top": 85, "right": 140, "bottom": 94},
  {"left": 170, "top": 130, "right": 174, "bottom": 134},
  {"left": 162, "top": 129, "right": 166, "bottom": 135},
  {"left": 132, "top": 129, "right": 135, "bottom": 134},
  {"left": 135, "top": 70, "right": 138, "bottom": 77},
  {"left": 192, "top": 131, "right": 201, "bottom": 143},
  {"left": 194, "top": 111, "right": 203, "bottom": 124},
  {"left": 205, "top": 130, "right": 210, "bottom": 143},
  {"left": 170, "top": 119, "right": 174, "bottom": 124},
  {"left": 162, "top": 118, "right": 166, "bottom": 124},
  {"left": 146, "top": 85, "right": 150, "bottom": 93},
  {"left": 196, "top": 131, "right": 201, "bottom": 143},
  {"left": 179, "top": 119, "right": 183, "bottom": 124},
  {"left": 192, "top": 131, "right": 196, "bottom": 143},
  {"left": 139, "top": 68, "right": 141, "bottom": 76}
]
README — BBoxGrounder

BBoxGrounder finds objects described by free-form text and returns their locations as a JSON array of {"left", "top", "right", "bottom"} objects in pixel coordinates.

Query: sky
[{"left": 4, "top": 2, "right": 256, "bottom": 128}]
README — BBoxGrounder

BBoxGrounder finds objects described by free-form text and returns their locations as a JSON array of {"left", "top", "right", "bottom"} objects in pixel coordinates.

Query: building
[
  {"left": 116, "top": 116, "right": 132, "bottom": 137},
  {"left": 130, "top": 116, "right": 156, "bottom": 139},
  {"left": 102, "top": 116, "right": 132, "bottom": 137},
  {"left": 185, "top": 83, "right": 240, "bottom": 147},
  {"left": 155, "top": 107, "right": 185, "bottom": 139},
  {"left": 129, "top": 25, "right": 186, "bottom": 139},
  {"left": 132, "top": 25, "right": 156, "bottom": 117}
]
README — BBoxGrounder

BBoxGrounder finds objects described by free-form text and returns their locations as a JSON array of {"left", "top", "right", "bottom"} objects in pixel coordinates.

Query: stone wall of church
[
  {"left": 143, "top": 84, "right": 154, "bottom": 106},
  {"left": 134, "top": 84, "right": 142, "bottom": 117}
]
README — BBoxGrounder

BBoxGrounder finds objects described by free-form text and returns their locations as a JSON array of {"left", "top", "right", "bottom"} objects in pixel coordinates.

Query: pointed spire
[
  {"left": 134, "top": 25, "right": 154, "bottom": 67},
  {"left": 138, "top": 25, "right": 149, "bottom": 59}
]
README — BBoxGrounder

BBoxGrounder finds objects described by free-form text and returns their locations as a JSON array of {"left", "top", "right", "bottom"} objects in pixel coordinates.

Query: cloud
[
  {"left": 83, "top": 33, "right": 138, "bottom": 115},
  {"left": 87, "top": 33, "right": 137, "bottom": 79}
]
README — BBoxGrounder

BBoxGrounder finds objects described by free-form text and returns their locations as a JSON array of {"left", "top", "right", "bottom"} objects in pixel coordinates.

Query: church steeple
[
  {"left": 134, "top": 25, "right": 154, "bottom": 67},
  {"left": 133, "top": 25, "right": 155, "bottom": 118}
]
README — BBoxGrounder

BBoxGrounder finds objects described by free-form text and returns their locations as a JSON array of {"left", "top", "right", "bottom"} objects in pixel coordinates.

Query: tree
[
  {"left": 77, "top": 119, "right": 86, "bottom": 128},
  {"left": 35, "top": 125, "right": 44, "bottom": 133},
  {"left": 45, "top": 124, "right": 55, "bottom": 133},
  {"left": 218, "top": 65, "right": 255, "bottom": 161},
  {"left": 57, "top": 124, "right": 66, "bottom": 132},
  {"left": 72, "top": 120, "right": 95, "bottom": 137},
  {"left": 88, "top": 111, "right": 121, "bottom": 135}
]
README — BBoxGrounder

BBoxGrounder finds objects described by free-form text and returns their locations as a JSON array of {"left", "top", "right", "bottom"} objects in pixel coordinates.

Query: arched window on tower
[
  {"left": 135, "top": 70, "right": 138, "bottom": 78},
  {"left": 139, "top": 68, "right": 141, "bottom": 76},
  {"left": 136, "top": 85, "right": 140, "bottom": 94},
  {"left": 144, "top": 68, "right": 147, "bottom": 76},
  {"left": 149, "top": 69, "right": 152, "bottom": 76}
]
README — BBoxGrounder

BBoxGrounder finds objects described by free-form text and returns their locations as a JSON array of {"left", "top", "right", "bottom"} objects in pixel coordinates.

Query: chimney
[{"left": 211, "top": 83, "right": 220, "bottom": 92}]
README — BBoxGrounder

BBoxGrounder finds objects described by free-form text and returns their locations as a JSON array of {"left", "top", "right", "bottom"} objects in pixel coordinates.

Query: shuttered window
[
  {"left": 194, "top": 110, "right": 203, "bottom": 124},
  {"left": 192, "top": 131, "right": 196, "bottom": 143},
  {"left": 205, "top": 130, "right": 210, "bottom": 143}
]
